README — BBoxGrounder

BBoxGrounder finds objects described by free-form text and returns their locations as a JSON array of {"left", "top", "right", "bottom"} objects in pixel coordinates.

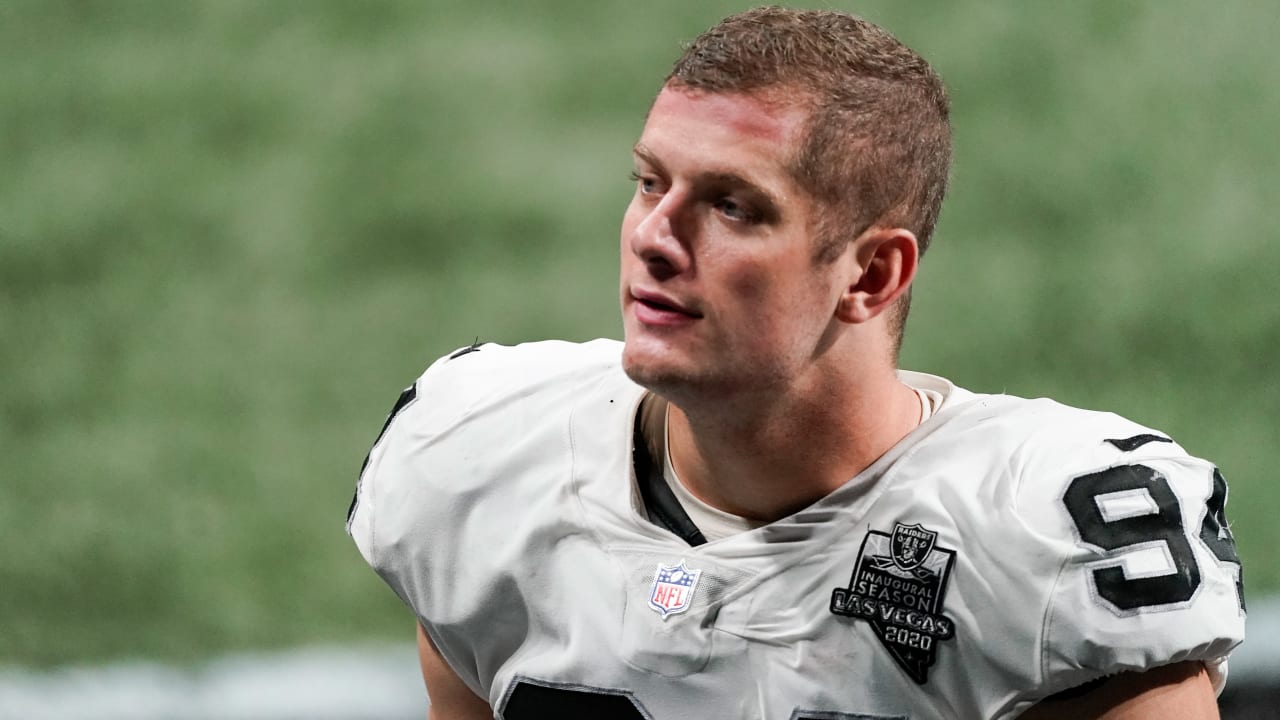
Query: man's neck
[{"left": 664, "top": 366, "right": 921, "bottom": 523}]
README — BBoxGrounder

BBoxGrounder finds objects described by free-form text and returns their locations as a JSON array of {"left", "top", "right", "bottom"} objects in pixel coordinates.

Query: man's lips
[{"left": 630, "top": 288, "right": 703, "bottom": 322}]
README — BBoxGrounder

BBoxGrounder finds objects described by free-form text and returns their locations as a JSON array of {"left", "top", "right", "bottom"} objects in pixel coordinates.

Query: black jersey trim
[
  {"left": 348, "top": 383, "right": 419, "bottom": 526},
  {"left": 1043, "top": 674, "right": 1110, "bottom": 701},
  {"left": 633, "top": 395, "right": 707, "bottom": 547},
  {"left": 788, "top": 707, "right": 911, "bottom": 712},
  {"left": 500, "top": 675, "right": 655, "bottom": 720},
  {"left": 1105, "top": 433, "right": 1173, "bottom": 452},
  {"left": 448, "top": 338, "right": 485, "bottom": 359}
]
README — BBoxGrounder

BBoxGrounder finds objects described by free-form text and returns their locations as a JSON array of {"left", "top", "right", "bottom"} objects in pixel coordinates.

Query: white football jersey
[{"left": 347, "top": 339, "right": 1245, "bottom": 720}]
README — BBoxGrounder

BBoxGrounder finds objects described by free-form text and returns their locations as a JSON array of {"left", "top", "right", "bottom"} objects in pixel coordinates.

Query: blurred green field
[{"left": 2, "top": 1, "right": 1276, "bottom": 666}]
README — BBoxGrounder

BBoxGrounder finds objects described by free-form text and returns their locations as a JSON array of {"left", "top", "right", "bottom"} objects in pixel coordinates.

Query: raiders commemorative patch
[{"left": 830, "top": 522, "right": 957, "bottom": 683}]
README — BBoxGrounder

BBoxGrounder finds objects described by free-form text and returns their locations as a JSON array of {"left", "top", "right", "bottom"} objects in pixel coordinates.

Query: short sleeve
[
  {"left": 1029, "top": 437, "right": 1246, "bottom": 695},
  {"left": 344, "top": 346, "right": 466, "bottom": 593}
]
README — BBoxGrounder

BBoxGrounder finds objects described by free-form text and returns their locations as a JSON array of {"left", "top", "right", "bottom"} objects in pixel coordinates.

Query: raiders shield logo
[
  {"left": 830, "top": 522, "right": 957, "bottom": 684},
  {"left": 892, "top": 523, "right": 936, "bottom": 570}
]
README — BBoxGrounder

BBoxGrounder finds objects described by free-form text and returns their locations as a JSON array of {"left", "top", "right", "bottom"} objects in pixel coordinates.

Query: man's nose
[{"left": 629, "top": 193, "right": 693, "bottom": 278}]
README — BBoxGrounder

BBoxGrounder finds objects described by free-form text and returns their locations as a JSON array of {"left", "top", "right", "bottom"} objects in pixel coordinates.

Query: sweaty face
[{"left": 619, "top": 86, "right": 854, "bottom": 401}]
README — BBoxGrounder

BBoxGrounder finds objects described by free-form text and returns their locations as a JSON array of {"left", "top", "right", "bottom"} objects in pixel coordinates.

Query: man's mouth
[
  {"left": 639, "top": 297, "right": 691, "bottom": 315},
  {"left": 632, "top": 289, "right": 702, "bottom": 318}
]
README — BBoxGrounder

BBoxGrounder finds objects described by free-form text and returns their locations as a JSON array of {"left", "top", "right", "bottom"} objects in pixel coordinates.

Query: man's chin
[{"left": 621, "top": 345, "right": 687, "bottom": 392}]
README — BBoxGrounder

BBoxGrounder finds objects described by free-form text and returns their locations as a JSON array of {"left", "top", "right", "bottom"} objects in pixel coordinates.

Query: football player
[{"left": 348, "top": 7, "right": 1245, "bottom": 719}]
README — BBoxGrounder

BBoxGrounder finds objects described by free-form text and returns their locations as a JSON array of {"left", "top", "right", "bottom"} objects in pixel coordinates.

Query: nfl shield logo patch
[{"left": 648, "top": 560, "right": 701, "bottom": 618}]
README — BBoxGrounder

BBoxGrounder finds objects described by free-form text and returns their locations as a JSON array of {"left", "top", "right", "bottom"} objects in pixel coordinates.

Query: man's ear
[{"left": 835, "top": 227, "right": 919, "bottom": 324}]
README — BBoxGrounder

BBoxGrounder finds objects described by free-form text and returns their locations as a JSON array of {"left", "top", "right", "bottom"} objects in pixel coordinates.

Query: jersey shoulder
[
  {"left": 346, "top": 338, "right": 627, "bottom": 594},
  {"left": 373, "top": 338, "right": 625, "bottom": 461},
  {"left": 945, "top": 390, "right": 1188, "bottom": 468},
  {"left": 411, "top": 337, "right": 623, "bottom": 413},
  {"left": 958, "top": 394, "right": 1224, "bottom": 535}
]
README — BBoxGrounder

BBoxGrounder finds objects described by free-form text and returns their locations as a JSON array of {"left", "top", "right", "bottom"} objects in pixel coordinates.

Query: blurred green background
[{"left": 2, "top": 1, "right": 1275, "bottom": 667}]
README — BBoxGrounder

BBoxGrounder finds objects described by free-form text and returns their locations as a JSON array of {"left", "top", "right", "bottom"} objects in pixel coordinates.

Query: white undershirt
[
  {"left": 663, "top": 383, "right": 943, "bottom": 542},
  {"left": 662, "top": 418, "right": 767, "bottom": 541},
  {"left": 916, "top": 385, "right": 942, "bottom": 424}
]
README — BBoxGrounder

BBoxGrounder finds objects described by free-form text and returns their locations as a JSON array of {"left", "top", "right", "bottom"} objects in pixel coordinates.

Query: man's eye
[
  {"left": 629, "top": 171, "right": 657, "bottom": 194},
  {"left": 715, "top": 197, "right": 757, "bottom": 223}
]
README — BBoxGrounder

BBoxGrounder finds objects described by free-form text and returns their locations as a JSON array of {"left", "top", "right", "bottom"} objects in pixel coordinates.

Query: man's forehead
[{"left": 644, "top": 86, "right": 809, "bottom": 147}]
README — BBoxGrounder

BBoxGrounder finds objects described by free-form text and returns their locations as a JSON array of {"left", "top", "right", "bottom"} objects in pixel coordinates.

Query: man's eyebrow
[
  {"left": 703, "top": 171, "right": 763, "bottom": 192},
  {"left": 632, "top": 143, "right": 663, "bottom": 170}
]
